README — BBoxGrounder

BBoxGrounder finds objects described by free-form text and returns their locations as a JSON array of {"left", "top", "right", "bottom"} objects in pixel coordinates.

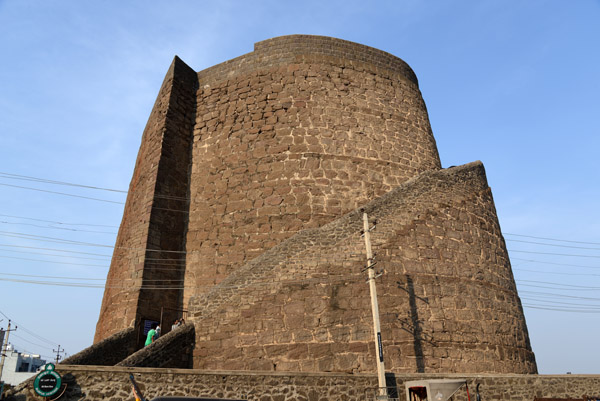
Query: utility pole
[
  {"left": 362, "top": 211, "right": 387, "bottom": 400},
  {"left": 53, "top": 345, "right": 64, "bottom": 365},
  {"left": 0, "top": 320, "right": 17, "bottom": 384}
]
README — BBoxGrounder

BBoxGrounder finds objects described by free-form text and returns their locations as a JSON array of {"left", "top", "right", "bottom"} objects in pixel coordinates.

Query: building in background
[{"left": 0, "top": 344, "right": 46, "bottom": 386}]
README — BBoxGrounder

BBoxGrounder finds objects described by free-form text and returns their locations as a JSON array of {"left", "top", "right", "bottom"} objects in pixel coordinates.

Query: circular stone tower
[
  {"left": 184, "top": 35, "right": 442, "bottom": 305},
  {"left": 95, "top": 35, "right": 536, "bottom": 375}
]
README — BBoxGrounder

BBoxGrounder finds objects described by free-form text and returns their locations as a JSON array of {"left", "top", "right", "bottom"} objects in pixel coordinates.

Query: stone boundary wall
[
  {"left": 117, "top": 323, "right": 195, "bottom": 369},
  {"left": 62, "top": 327, "right": 136, "bottom": 366},
  {"left": 7, "top": 365, "right": 600, "bottom": 401}
]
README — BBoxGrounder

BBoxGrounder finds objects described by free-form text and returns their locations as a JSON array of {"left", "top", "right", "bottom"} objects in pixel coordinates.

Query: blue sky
[{"left": 0, "top": 0, "right": 598, "bottom": 374}]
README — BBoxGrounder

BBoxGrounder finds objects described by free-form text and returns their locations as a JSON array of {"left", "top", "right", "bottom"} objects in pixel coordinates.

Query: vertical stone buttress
[{"left": 94, "top": 57, "right": 197, "bottom": 344}]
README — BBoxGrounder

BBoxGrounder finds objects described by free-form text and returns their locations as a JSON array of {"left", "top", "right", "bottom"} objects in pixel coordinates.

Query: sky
[{"left": 0, "top": 0, "right": 599, "bottom": 374}]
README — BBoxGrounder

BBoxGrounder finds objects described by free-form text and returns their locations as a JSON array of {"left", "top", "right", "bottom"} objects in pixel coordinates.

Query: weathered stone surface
[
  {"left": 117, "top": 323, "right": 195, "bottom": 368},
  {"left": 94, "top": 55, "right": 198, "bottom": 345},
  {"left": 188, "top": 162, "right": 536, "bottom": 374},
  {"left": 6, "top": 366, "right": 600, "bottom": 401},
  {"left": 185, "top": 36, "right": 441, "bottom": 305},
  {"left": 62, "top": 327, "right": 136, "bottom": 366},
  {"left": 91, "top": 35, "right": 536, "bottom": 375}
]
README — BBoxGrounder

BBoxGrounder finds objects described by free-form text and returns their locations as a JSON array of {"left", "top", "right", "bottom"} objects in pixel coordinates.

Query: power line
[
  {"left": 0, "top": 248, "right": 110, "bottom": 261},
  {"left": 0, "top": 230, "right": 114, "bottom": 247},
  {"left": 0, "top": 214, "right": 119, "bottom": 228},
  {"left": 520, "top": 297, "right": 600, "bottom": 308},
  {"left": 506, "top": 239, "right": 600, "bottom": 251},
  {"left": 0, "top": 255, "right": 108, "bottom": 267},
  {"left": 514, "top": 267, "right": 600, "bottom": 278},
  {"left": 511, "top": 257, "right": 600, "bottom": 270},
  {"left": 0, "top": 172, "right": 127, "bottom": 193},
  {"left": 519, "top": 290, "right": 600, "bottom": 301},
  {"left": 517, "top": 279, "right": 600, "bottom": 290},
  {"left": 522, "top": 304, "right": 600, "bottom": 313},
  {"left": 517, "top": 282, "right": 600, "bottom": 292},
  {"left": 0, "top": 272, "right": 105, "bottom": 281},
  {"left": 10, "top": 334, "right": 56, "bottom": 351},
  {"left": 0, "top": 309, "right": 59, "bottom": 348},
  {"left": 0, "top": 243, "right": 112, "bottom": 257},
  {"left": 0, "top": 231, "right": 186, "bottom": 253},
  {"left": 0, "top": 220, "right": 117, "bottom": 234},
  {"left": 8, "top": 343, "right": 56, "bottom": 361},
  {"left": 508, "top": 249, "right": 600, "bottom": 259},
  {"left": 504, "top": 233, "right": 600, "bottom": 246},
  {"left": 0, "top": 183, "right": 125, "bottom": 204},
  {"left": 0, "top": 172, "right": 188, "bottom": 201}
]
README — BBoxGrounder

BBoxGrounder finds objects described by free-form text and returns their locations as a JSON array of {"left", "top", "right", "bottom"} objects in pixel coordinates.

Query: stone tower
[{"left": 94, "top": 35, "right": 537, "bottom": 374}]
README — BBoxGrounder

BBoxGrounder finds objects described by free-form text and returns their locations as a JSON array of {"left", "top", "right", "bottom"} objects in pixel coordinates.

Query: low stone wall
[
  {"left": 7, "top": 365, "right": 600, "bottom": 401},
  {"left": 62, "top": 327, "right": 136, "bottom": 366}
]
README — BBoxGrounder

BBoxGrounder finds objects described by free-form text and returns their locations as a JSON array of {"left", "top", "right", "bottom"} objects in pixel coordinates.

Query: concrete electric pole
[
  {"left": 362, "top": 211, "right": 387, "bottom": 400},
  {"left": 0, "top": 320, "right": 17, "bottom": 384},
  {"left": 53, "top": 345, "right": 65, "bottom": 365}
]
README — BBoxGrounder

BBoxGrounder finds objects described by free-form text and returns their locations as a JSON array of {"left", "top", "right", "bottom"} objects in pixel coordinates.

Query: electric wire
[
  {"left": 0, "top": 309, "right": 60, "bottom": 347},
  {"left": 511, "top": 257, "right": 600, "bottom": 270},
  {"left": 0, "top": 213, "right": 119, "bottom": 228},
  {"left": 10, "top": 334, "right": 56, "bottom": 351},
  {"left": 0, "top": 183, "right": 125, "bottom": 204},
  {"left": 517, "top": 279, "right": 600, "bottom": 290},
  {"left": 0, "top": 243, "right": 111, "bottom": 257},
  {"left": 0, "top": 255, "right": 108, "bottom": 267},
  {"left": 0, "top": 172, "right": 127, "bottom": 193},
  {"left": 508, "top": 249, "right": 600, "bottom": 259},
  {"left": 0, "top": 272, "right": 105, "bottom": 281},
  {"left": 506, "top": 239, "right": 600, "bottom": 251},
  {"left": 0, "top": 172, "right": 188, "bottom": 202},
  {"left": 0, "top": 220, "right": 117, "bottom": 234},
  {"left": 0, "top": 248, "right": 110, "bottom": 261},
  {"left": 0, "top": 231, "right": 186, "bottom": 254},
  {"left": 504, "top": 232, "right": 600, "bottom": 246},
  {"left": 7, "top": 342, "right": 55, "bottom": 360},
  {"left": 517, "top": 282, "right": 599, "bottom": 291},
  {"left": 513, "top": 267, "right": 600, "bottom": 277},
  {"left": 521, "top": 305, "right": 600, "bottom": 313},
  {"left": 520, "top": 297, "right": 600, "bottom": 308},
  {"left": 519, "top": 290, "right": 600, "bottom": 301}
]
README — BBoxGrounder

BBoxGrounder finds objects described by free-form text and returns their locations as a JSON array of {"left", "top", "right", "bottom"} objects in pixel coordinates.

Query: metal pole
[
  {"left": 0, "top": 320, "right": 12, "bottom": 384},
  {"left": 362, "top": 212, "right": 387, "bottom": 399}
]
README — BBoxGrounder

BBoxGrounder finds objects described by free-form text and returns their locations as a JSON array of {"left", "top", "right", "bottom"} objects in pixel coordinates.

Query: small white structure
[
  {"left": 1, "top": 344, "right": 47, "bottom": 386},
  {"left": 405, "top": 379, "right": 468, "bottom": 401}
]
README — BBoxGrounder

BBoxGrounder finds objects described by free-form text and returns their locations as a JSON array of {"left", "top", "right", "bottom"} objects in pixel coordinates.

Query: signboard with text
[{"left": 33, "top": 363, "right": 62, "bottom": 398}]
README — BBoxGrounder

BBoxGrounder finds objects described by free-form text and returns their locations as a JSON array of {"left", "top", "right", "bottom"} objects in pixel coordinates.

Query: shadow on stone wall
[{"left": 62, "top": 326, "right": 137, "bottom": 366}]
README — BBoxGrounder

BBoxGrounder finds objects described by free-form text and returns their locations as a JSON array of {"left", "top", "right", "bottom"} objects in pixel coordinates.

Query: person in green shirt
[{"left": 145, "top": 323, "right": 158, "bottom": 346}]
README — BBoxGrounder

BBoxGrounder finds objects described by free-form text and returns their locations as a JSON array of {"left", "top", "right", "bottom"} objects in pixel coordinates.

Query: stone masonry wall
[
  {"left": 117, "top": 323, "right": 195, "bottom": 369},
  {"left": 188, "top": 162, "right": 536, "bottom": 374},
  {"left": 91, "top": 36, "right": 537, "bottom": 376},
  {"left": 63, "top": 327, "right": 136, "bottom": 366},
  {"left": 94, "top": 56, "right": 198, "bottom": 343},
  {"left": 7, "top": 365, "right": 600, "bottom": 401},
  {"left": 185, "top": 35, "right": 441, "bottom": 306}
]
